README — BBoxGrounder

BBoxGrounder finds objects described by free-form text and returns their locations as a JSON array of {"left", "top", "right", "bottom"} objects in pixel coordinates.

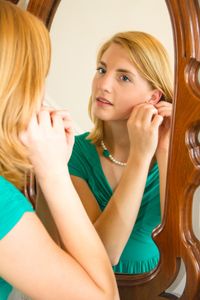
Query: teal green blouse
[
  {"left": 0, "top": 176, "right": 34, "bottom": 300},
  {"left": 68, "top": 132, "right": 161, "bottom": 274}
]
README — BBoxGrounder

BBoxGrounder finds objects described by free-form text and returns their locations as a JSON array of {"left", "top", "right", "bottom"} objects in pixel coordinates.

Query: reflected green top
[
  {"left": 68, "top": 132, "right": 161, "bottom": 274},
  {"left": 0, "top": 176, "right": 34, "bottom": 300}
]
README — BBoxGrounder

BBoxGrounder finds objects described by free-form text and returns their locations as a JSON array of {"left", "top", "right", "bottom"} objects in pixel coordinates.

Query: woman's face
[{"left": 91, "top": 43, "right": 153, "bottom": 121}]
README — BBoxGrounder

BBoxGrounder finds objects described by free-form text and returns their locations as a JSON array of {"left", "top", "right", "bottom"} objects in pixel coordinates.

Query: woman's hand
[
  {"left": 127, "top": 103, "right": 163, "bottom": 161},
  {"left": 155, "top": 101, "right": 172, "bottom": 158},
  {"left": 20, "top": 108, "right": 74, "bottom": 178}
]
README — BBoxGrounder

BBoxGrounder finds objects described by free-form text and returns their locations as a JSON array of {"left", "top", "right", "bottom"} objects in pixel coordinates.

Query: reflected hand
[
  {"left": 155, "top": 101, "right": 172, "bottom": 157},
  {"left": 127, "top": 103, "right": 163, "bottom": 161}
]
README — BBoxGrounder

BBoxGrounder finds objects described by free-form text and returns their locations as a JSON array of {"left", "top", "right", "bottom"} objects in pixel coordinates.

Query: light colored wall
[{"left": 45, "top": 0, "right": 174, "bottom": 132}]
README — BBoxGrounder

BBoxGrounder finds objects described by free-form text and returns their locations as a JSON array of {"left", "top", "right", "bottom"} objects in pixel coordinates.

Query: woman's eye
[
  {"left": 96, "top": 67, "right": 106, "bottom": 74},
  {"left": 120, "top": 75, "right": 131, "bottom": 82}
]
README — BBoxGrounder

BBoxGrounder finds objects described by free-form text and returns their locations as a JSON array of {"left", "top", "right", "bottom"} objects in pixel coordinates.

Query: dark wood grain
[
  {"left": 27, "top": 0, "right": 61, "bottom": 30},
  {"left": 7, "top": 0, "right": 19, "bottom": 3}
]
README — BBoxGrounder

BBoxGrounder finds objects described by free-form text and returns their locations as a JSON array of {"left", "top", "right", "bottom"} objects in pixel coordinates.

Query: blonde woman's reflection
[{"left": 69, "top": 31, "right": 173, "bottom": 274}]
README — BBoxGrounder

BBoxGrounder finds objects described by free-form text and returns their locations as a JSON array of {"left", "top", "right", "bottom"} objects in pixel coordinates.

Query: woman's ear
[{"left": 148, "top": 90, "right": 162, "bottom": 105}]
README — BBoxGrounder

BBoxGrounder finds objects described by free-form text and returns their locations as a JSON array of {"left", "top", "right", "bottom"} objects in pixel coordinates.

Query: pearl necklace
[{"left": 100, "top": 140, "right": 127, "bottom": 166}]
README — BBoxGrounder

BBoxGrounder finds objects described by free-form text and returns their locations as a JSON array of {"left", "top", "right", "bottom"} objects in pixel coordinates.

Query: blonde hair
[
  {"left": 0, "top": 0, "right": 51, "bottom": 189},
  {"left": 88, "top": 31, "right": 173, "bottom": 144}
]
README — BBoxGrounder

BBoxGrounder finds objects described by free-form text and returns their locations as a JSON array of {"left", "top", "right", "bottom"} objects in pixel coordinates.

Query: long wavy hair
[
  {"left": 88, "top": 31, "right": 173, "bottom": 144},
  {"left": 0, "top": 0, "right": 51, "bottom": 189}
]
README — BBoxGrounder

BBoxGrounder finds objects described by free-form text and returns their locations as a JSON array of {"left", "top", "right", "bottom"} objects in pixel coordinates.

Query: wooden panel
[
  {"left": 27, "top": 0, "right": 61, "bottom": 29},
  {"left": 6, "top": 0, "right": 19, "bottom": 3}
]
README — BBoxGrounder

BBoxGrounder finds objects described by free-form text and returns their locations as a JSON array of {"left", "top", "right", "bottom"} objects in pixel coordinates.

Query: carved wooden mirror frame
[{"left": 7, "top": 0, "right": 200, "bottom": 299}]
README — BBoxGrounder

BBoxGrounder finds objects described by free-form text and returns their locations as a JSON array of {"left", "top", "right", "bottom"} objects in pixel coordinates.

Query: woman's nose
[{"left": 98, "top": 73, "right": 113, "bottom": 93}]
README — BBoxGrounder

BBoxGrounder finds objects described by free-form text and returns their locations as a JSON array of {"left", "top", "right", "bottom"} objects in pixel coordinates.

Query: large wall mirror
[
  {"left": 44, "top": 0, "right": 175, "bottom": 287},
  {"left": 11, "top": 0, "right": 200, "bottom": 299}
]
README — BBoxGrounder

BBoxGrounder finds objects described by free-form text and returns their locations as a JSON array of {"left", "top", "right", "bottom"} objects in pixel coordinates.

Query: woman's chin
[{"left": 92, "top": 106, "right": 131, "bottom": 121}]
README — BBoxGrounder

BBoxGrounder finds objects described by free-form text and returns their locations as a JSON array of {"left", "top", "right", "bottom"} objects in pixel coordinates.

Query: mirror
[{"left": 44, "top": 0, "right": 174, "bottom": 276}]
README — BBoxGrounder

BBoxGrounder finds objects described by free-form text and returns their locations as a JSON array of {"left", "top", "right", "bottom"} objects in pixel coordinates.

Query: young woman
[
  {"left": 0, "top": 1, "right": 119, "bottom": 299},
  {"left": 69, "top": 31, "right": 173, "bottom": 274}
]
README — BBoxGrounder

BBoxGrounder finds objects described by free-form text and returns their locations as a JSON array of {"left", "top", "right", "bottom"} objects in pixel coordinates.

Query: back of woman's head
[
  {"left": 0, "top": 0, "right": 51, "bottom": 189},
  {"left": 88, "top": 31, "right": 173, "bottom": 144}
]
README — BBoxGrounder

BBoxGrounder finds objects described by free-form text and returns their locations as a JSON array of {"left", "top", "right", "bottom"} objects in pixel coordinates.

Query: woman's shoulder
[
  {"left": 73, "top": 131, "right": 93, "bottom": 151},
  {"left": 0, "top": 176, "right": 34, "bottom": 213},
  {"left": 0, "top": 175, "right": 33, "bottom": 207},
  {"left": 0, "top": 176, "right": 34, "bottom": 239},
  {"left": 0, "top": 175, "right": 19, "bottom": 194},
  {"left": 75, "top": 131, "right": 90, "bottom": 143},
  {"left": 69, "top": 131, "right": 97, "bottom": 177}
]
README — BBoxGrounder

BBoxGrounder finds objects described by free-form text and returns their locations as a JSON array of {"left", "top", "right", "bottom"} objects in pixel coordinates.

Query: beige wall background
[
  {"left": 45, "top": 0, "right": 174, "bottom": 132},
  {"left": 18, "top": 0, "right": 200, "bottom": 298}
]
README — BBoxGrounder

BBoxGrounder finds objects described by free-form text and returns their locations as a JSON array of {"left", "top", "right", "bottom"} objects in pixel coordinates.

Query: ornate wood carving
[
  {"left": 7, "top": 0, "right": 19, "bottom": 3},
  {"left": 27, "top": 0, "right": 61, "bottom": 29}
]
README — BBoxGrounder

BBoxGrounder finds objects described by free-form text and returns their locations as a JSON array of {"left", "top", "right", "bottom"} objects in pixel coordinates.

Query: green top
[
  {"left": 68, "top": 132, "right": 161, "bottom": 274},
  {"left": 0, "top": 176, "right": 34, "bottom": 300}
]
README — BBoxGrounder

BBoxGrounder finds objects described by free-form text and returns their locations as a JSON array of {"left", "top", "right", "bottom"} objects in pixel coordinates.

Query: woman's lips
[{"left": 96, "top": 97, "right": 113, "bottom": 105}]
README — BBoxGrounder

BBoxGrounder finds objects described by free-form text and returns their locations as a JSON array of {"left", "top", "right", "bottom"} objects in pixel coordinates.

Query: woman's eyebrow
[
  {"left": 98, "top": 61, "right": 136, "bottom": 76},
  {"left": 116, "top": 69, "right": 136, "bottom": 76},
  {"left": 98, "top": 61, "right": 107, "bottom": 67}
]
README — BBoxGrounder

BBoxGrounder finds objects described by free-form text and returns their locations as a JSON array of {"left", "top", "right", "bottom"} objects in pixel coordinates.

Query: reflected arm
[
  {"left": 156, "top": 151, "right": 168, "bottom": 217},
  {"left": 71, "top": 156, "right": 151, "bottom": 266}
]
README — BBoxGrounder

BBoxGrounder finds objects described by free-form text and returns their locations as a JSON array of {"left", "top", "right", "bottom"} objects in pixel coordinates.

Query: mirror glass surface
[
  {"left": 45, "top": 0, "right": 174, "bottom": 275},
  {"left": 45, "top": 0, "right": 174, "bottom": 132}
]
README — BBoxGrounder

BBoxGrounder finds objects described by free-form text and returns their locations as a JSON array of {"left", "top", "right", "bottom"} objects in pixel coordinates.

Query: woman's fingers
[
  {"left": 51, "top": 113, "right": 65, "bottom": 130},
  {"left": 50, "top": 112, "right": 75, "bottom": 153},
  {"left": 37, "top": 109, "right": 52, "bottom": 128},
  {"left": 39, "top": 108, "right": 74, "bottom": 136},
  {"left": 129, "top": 102, "right": 171, "bottom": 129},
  {"left": 41, "top": 106, "right": 72, "bottom": 123},
  {"left": 51, "top": 111, "right": 75, "bottom": 145},
  {"left": 151, "top": 114, "right": 164, "bottom": 128},
  {"left": 155, "top": 101, "right": 171, "bottom": 108},
  {"left": 19, "top": 114, "right": 39, "bottom": 146},
  {"left": 155, "top": 101, "right": 172, "bottom": 117},
  {"left": 156, "top": 107, "right": 171, "bottom": 117},
  {"left": 129, "top": 103, "right": 158, "bottom": 126},
  {"left": 140, "top": 106, "right": 158, "bottom": 125}
]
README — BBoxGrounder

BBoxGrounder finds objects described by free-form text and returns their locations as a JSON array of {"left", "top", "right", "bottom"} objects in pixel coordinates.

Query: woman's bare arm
[
  {"left": 3, "top": 109, "right": 119, "bottom": 300},
  {"left": 0, "top": 210, "right": 116, "bottom": 300}
]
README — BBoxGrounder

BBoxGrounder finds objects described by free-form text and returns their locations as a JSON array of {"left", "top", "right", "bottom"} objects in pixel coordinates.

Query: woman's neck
[
  {"left": 102, "top": 121, "right": 130, "bottom": 160},
  {"left": 100, "top": 120, "right": 156, "bottom": 171}
]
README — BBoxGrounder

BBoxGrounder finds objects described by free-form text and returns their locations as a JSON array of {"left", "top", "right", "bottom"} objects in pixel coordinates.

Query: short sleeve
[
  {"left": 0, "top": 176, "right": 34, "bottom": 240},
  {"left": 68, "top": 134, "right": 89, "bottom": 180}
]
